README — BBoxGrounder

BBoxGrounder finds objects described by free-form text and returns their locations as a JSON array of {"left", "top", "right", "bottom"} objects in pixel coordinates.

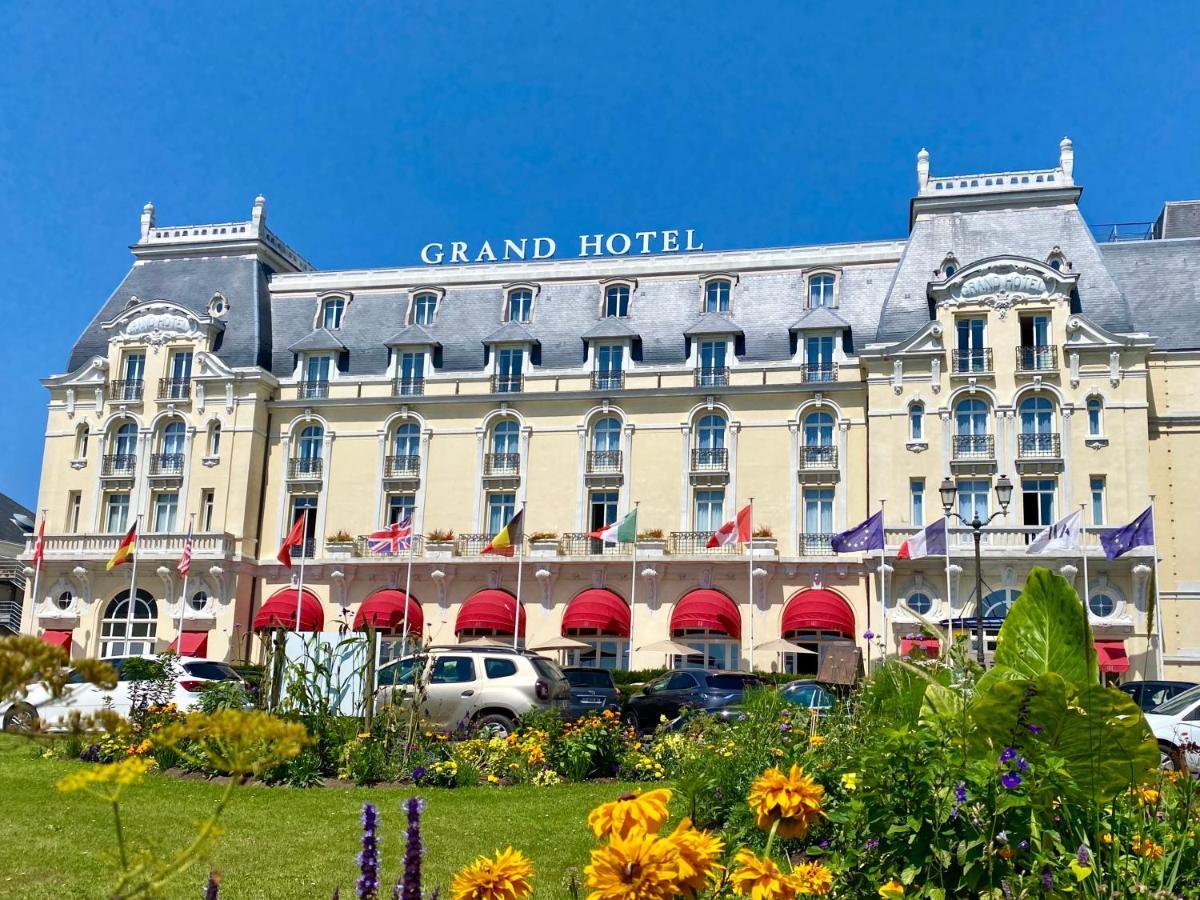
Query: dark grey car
[
  {"left": 625, "top": 670, "right": 765, "bottom": 731},
  {"left": 562, "top": 667, "right": 621, "bottom": 719}
]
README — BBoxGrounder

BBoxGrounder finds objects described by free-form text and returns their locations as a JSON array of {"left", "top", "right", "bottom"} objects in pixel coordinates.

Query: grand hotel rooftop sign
[{"left": 419, "top": 228, "right": 704, "bottom": 265}]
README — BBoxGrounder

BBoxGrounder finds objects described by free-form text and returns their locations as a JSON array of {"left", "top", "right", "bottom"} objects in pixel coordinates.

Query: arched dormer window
[
  {"left": 807, "top": 272, "right": 837, "bottom": 308},
  {"left": 506, "top": 288, "right": 534, "bottom": 323},
  {"left": 1087, "top": 396, "right": 1103, "bottom": 436},
  {"left": 909, "top": 402, "right": 924, "bottom": 441},
  {"left": 321, "top": 296, "right": 346, "bottom": 330},
  {"left": 1046, "top": 246, "right": 1069, "bottom": 272},
  {"left": 603, "top": 284, "right": 631, "bottom": 318},
  {"left": 412, "top": 292, "right": 439, "bottom": 326},
  {"left": 703, "top": 278, "right": 731, "bottom": 314},
  {"left": 938, "top": 253, "right": 960, "bottom": 279}
]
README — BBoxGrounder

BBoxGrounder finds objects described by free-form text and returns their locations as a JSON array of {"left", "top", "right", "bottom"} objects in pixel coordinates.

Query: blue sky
[{"left": 2, "top": 1, "right": 1198, "bottom": 508}]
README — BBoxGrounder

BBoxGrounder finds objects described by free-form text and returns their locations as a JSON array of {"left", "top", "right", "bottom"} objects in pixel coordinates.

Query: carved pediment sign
[
  {"left": 929, "top": 257, "right": 1077, "bottom": 319},
  {"left": 101, "top": 300, "right": 223, "bottom": 350}
]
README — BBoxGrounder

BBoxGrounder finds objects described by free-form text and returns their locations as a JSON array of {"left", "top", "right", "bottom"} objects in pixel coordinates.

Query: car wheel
[
  {"left": 1159, "top": 742, "right": 1182, "bottom": 771},
  {"left": 473, "top": 713, "right": 516, "bottom": 739},
  {"left": 3, "top": 703, "right": 38, "bottom": 734}
]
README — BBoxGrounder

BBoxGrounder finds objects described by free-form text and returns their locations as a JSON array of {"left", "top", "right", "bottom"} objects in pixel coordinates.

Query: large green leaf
[{"left": 981, "top": 567, "right": 1099, "bottom": 688}]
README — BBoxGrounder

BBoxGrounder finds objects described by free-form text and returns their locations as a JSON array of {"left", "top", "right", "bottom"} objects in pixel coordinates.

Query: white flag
[{"left": 1026, "top": 509, "right": 1083, "bottom": 554}]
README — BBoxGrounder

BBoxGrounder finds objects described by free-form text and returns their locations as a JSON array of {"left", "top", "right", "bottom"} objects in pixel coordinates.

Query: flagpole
[
  {"left": 1078, "top": 502, "right": 1090, "bottom": 621},
  {"left": 177, "top": 513, "right": 194, "bottom": 653},
  {"left": 294, "top": 508, "right": 309, "bottom": 634},
  {"left": 30, "top": 510, "right": 46, "bottom": 640},
  {"left": 1149, "top": 494, "right": 1165, "bottom": 678},
  {"left": 127, "top": 514, "right": 142, "bottom": 648},
  {"left": 628, "top": 501, "right": 639, "bottom": 672},
  {"left": 747, "top": 497, "right": 755, "bottom": 672},
  {"left": 877, "top": 500, "right": 887, "bottom": 659},
  {"left": 513, "top": 501, "right": 526, "bottom": 649},
  {"left": 942, "top": 516, "right": 954, "bottom": 648},
  {"left": 401, "top": 512, "right": 416, "bottom": 658}
]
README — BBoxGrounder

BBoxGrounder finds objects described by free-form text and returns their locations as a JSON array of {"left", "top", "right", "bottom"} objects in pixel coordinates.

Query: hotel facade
[{"left": 20, "top": 140, "right": 1200, "bottom": 680}]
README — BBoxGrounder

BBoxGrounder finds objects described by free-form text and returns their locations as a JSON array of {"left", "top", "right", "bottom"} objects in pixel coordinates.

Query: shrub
[{"left": 426, "top": 528, "right": 454, "bottom": 541}]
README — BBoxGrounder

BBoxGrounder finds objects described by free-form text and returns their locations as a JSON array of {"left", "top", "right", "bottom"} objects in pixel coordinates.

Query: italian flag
[{"left": 589, "top": 509, "right": 637, "bottom": 543}]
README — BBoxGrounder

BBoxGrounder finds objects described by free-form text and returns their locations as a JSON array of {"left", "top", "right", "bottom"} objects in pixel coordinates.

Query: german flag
[
  {"left": 106, "top": 522, "right": 138, "bottom": 570},
  {"left": 482, "top": 508, "right": 524, "bottom": 557}
]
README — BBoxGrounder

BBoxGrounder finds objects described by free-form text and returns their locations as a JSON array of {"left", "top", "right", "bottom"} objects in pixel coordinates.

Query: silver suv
[{"left": 376, "top": 645, "right": 571, "bottom": 737}]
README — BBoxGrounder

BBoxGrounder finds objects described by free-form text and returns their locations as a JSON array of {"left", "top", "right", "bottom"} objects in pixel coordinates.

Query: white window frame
[
  {"left": 806, "top": 270, "right": 840, "bottom": 309},
  {"left": 700, "top": 275, "right": 735, "bottom": 314},
  {"left": 313, "top": 292, "right": 352, "bottom": 330},
  {"left": 409, "top": 288, "right": 444, "bottom": 326},
  {"left": 600, "top": 279, "right": 635, "bottom": 318},
  {"left": 503, "top": 283, "right": 539, "bottom": 323}
]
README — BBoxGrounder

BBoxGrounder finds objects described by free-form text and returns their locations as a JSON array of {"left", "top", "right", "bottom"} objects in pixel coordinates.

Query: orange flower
[
  {"left": 663, "top": 818, "right": 724, "bottom": 896},
  {"left": 451, "top": 848, "right": 533, "bottom": 900},
  {"left": 585, "top": 831, "right": 681, "bottom": 900},
  {"left": 747, "top": 765, "right": 825, "bottom": 838},
  {"left": 730, "top": 849, "right": 794, "bottom": 900},
  {"left": 588, "top": 789, "right": 672, "bottom": 840},
  {"left": 789, "top": 861, "right": 833, "bottom": 896}
]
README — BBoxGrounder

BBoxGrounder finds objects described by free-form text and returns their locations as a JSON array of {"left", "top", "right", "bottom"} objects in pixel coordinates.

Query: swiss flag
[
  {"left": 706, "top": 504, "right": 752, "bottom": 548},
  {"left": 277, "top": 514, "right": 307, "bottom": 568}
]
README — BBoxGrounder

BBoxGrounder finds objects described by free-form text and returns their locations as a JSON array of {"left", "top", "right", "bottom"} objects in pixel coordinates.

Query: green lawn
[{"left": 0, "top": 736, "right": 634, "bottom": 899}]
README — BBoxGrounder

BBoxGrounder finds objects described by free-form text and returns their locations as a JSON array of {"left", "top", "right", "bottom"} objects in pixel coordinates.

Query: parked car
[
  {"left": 1119, "top": 679, "right": 1197, "bottom": 713},
  {"left": 562, "top": 667, "right": 621, "bottom": 720},
  {"left": 1143, "top": 684, "right": 1200, "bottom": 771},
  {"left": 1, "top": 655, "right": 244, "bottom": 732},
  {"left": 376, "top": 645, "right": 571, "bottom": 737},
  {"left": 625, "top": 670, "right": 765, "bottom": 732},
  {"left": 778, "top": 679, "right": 837, "bottom": 711}
]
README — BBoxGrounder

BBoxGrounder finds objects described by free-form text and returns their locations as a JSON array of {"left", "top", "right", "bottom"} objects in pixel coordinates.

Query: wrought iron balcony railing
[
  {"left": 799, "top": 445, "right": 838, "bottom": 469},
  {"left": 1018, "top": 433, "right": 1061, "bottom": 458},
  {"left": 108, "top": 380, "right": 144, "bottom": 402},
  {"left": 1016, "top": 346, "right": 1058, "bottom": 372},
  {"left": 299, "top": 380, "right": 329, "bottom": 399},
  {"left": 952, "top": 348, "right": 993, "bottom": 373},
  {"left": 288, "top": 457, "right": 323, "bottom": 479},
  {"left": 101, "top": 454, "right": 137, "bottom": 476},
  {"left": 393, "top": 377, "right": 426, "bottom": 397},
  {"left": 491, "top": 374, "right": 524, "bottom": 394},
  {"left": 690, "top": 447, "right": 728, "bottom": 471},
  {"left": 694, "top": 367, "right": 729, "bottom": 387},
  {"left": 455, "top": 533, "right": 518, "bottom": 556},
  {"left": 669, "top": 532, "right": 740, "bottom": 554},
  {"left": 799, "top": 363, "right": 838, "bottom": 383},
  {"left": 591, "top": 371, "right": 625, "bottom": 391},
  {"left": 385, "top": 455, "right": 421, "bottom": 477},
  {"left": 586, "top": 450, "right": 623, "bottom": 473},
  {"left": 559, "top": 533, "right": 633, "bottom": 556},
  {"left": 149, "top": 453, "right": 185, "bottom": 475},
  {"left": 157, "top": 378, "right": 191, "bottom": 400},
  {"left": 798, "top": 533, "right": 834, "bottom": 555},
  {"left": 952, "top": 434, "right": 995, "bottom": 460},
  {"left": 354, "top": 534, "right": 425, "bottom": 557},
  {"left": 484, "top": 453, "right": 520, "bottom": 476}
]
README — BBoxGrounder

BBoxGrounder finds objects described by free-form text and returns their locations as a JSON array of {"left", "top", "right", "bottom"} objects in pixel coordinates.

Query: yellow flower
[
  {"left": 729, "top": 848, "right": 794, "bottom": 900},
  {"left": 451, "top": 848, "right": 534, "bottom": 900},
  {"left": 588, "top": 789, "right": 672, "bottom": 840},
  {"left": 1100, "top": 832, "right": 1113, "bottom": 845},
  {"left": 487, "top": 774, "right": 500, "bottom": 784},
  {"left": 789, "top": 861, "right": 834, "bottom": 897},
  {"left": 57, "top": 757, "right": 153, "bottom": 798},
  {"left": 1132, "top": 785, "right": 1160, "bottom": 806},
  {"left": 878, "top": 881, "right": 905, "bottom": 899},
  {"left": 585, "top": 831, "right": 681, "bottom": 900},
  {"left": 840, "top": 772, "right": 859, "bottom": 791},
  {"left": 808, "top": 735, "right": 825, "bottom": 748},
  {"left": 663, "top": 818, "right": 724, "bottom": 897},
  {"left": 1131, "top": 835, "right": 1164, "bottom": 860},
  {"left": 358, "top": 732, "right": 372, "bottom": 739},
  {"left": 747, "top": 765, "right": 825, "bottom": 838}
]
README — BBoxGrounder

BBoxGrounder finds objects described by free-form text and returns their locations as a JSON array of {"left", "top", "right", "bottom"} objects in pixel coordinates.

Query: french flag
[{"left": 897, "top": 518, "right": 948, "bottom": 560}]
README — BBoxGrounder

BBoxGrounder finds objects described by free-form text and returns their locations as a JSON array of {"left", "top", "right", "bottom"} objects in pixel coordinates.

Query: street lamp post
[{"left": 939, "top": 474, "right": 1014, "bottom": 666}]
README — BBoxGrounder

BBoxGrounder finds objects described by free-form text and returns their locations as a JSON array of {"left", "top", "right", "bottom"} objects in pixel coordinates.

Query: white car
[
  {"left": 0, "top": 655, "right": 244, "bottom": 732},
  {"left": 1143, "top": 684, "right": 1200, "bottom": 771}
]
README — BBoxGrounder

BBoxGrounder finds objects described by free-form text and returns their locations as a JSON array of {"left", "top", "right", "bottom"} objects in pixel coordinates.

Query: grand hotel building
[{"left": 19, "top": 140, "right": 1200, "bottom": 679}]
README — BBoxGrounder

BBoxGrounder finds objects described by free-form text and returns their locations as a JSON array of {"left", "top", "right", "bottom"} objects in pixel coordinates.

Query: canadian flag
[{"left": 706, "top": 504, "right": 752, "bottom": 548}]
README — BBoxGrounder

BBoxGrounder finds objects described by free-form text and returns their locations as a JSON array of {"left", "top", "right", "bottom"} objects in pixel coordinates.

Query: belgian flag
[
  {"left": 106, "top": 522, "right": 138, "bottom": 570},
  {"left": 482, "top": 508, "right": 524, "bottom": 557}
]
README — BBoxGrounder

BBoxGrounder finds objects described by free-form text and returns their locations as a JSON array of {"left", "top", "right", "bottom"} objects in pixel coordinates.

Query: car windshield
[
  {"left": 1150, "top": 684, "right": 1200, "bottom": 715},
  {"left": 181, "top": 661, "right": 239, "bottom": 681},
  {"left": 705, "top": 674, "right": 760, "bottom": 690},
  {"left": 565, "top": 670, "right": 614, "bottom": 688},
  {"left": 378, "top": 657, "right": 420, "bottom": 687},
  {"left": 531, "top": 658, "right": 566, "bottom": 681}
]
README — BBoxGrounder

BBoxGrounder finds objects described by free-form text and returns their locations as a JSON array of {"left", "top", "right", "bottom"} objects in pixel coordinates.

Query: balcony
[
  {"left": 591, "top": 371, "right": 625, "bottom": 391},
  {"left": 25, "top": 531, "right": 239, "bottom": 561},
  {"left": 292, "top": 538, "right": 317, "bottom": 560},
  {"left": 669, "top": 531, "right": 740, "bottom": 555},
  {"left": 694, "top": 367, "right": 729, "bottom": 387},
  {"left": 299, "top": 380, "right": 329, "bottom": 400},
  {"left": 691, "top": 448, "right": 728, "bottom": 471},
  {"left": 798, "top": 445, "right": 838, "bottom": 470},
  {"left": 101, "top": 454, "right": 137, "bottom": 477},
  {"left": 354, "top": 534, "right": 425, "bottom": 557},
  {"left": 107, "top": 380, "right": 144, "bottom": 402},
  {"left": 586, "top": 450, "right": 623, "bottom": 474},
  {"left": 157, "top": 378, "right": 191, "bottom": 401},
  {"left": 951, "top": 434, "right": 996, "bottom": 475},
  {"left": 799, "top": 363, "right": 838, "bottom": 384},
  {"left": 1016, "top": 346, "right": 1058, "bottom": 373},
  {"left": 455, "top": 533, "right": 513, "bottom": 556},
  {"left": 1018, "top": 433, "right": 1061, "bottom": 458},
  {"left": 951, "top": 349, "right": 993, "bottom": 374},
  {"left": 149, "top": 453, "right": 185, "bottom": 476},
  {"left": 491, "top": 374, "right": 523, "bottom": 394},
  {"left": 797, "top": 533, "right": 834, "bottom": 556},
  {"left": 483, "top": 453, "right": 520, "bottom": 476},
  {"left": 384, "top": 455, "right": 421, "bottom": 478},
  {"left": 393, "top": 377, "right": 426, "bottom": 397},
  {"left": 287, "top": 457, "right": 323, "bottom": 480},
  {"left": 560, "top": 533, "right": 633, "bottom": 556}
]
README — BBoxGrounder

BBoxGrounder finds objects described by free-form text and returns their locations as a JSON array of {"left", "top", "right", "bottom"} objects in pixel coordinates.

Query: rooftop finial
[
  {"left": 916, "top": 148, "right": 930, "bottom": 191},
  {"left": 1059, "top": 137, "right": 1074, "bottom": 182},
  {"left": 139, "top": 201, "right": 156, "bottom": 240},
  {"left": 251, "top": 194, "right": 266, "bottom": 233}
]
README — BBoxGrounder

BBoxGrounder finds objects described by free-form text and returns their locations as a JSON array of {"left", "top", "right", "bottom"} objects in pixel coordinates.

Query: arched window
[
  {"left": 160, "top": 421, "right": 186, "bottom": 457},
  {"left": 298, "top": 425, "right": 323, "bottom": 459},
  {"left": 100, "top": 589, "right": 158, "bottom": 658},
  {"left": 412, "top": 292, "right": 438, "bottom": 326},
  {"left": 592, "top": 417, "right": 622, "bottom": 453},
  {"left": 506, "top": 289, "right": 533, "bottom": 323},
  {"left": 1087, "top": 397, "right": 1103, "bottom": 436},
  {"left": 604, "top": 285, "right": 630, "bottom": 317},
  {"left": 982, "top": 588, "right": 1019, "bottom": 619},
  {"left": 808, "top": 273, "right": 836, "bottom": 308},
  {"left": 954, "top": 399, "right": 989, "bottom": 436},
  {"left": 803, "top": 411, "right": 834, "bottom": 447},
  {"left": 206, "top": 421, "right": 222, "bottom": 457},
  {"left": 1019, "top": 396, "right": 1054, "bottom": 434},
  {"left": 109, "top": 421, "right": 138, "bottom": 475},
  {"left": 321, "top": 297, "right": 346, "bottom": 330},
  {"left": 704, "top": 279, "right": 731, "bottom": 313},
  {"left": 1089, "top": 592, "right": 1116, "bottom": 618},
  {"left": 696, "top": 414, "right": 726, "bottom": 450},
  {"left": 909, "top": 402, "right": 924, "bottom": 441},
  {"left": 943, "top": 263, "right": 957, "bottom": 277},
  {"left": 74, "top": 423, "right": 89, "bottom": 460},
  {"left": 392, "top": 421, "right": 420, "bottom": 458},
  {"left": 491, "top": 419, "right": 520, "bottom": 455},
  {"left": 907, "top": 592, "right": 933, "bottom": 615}
]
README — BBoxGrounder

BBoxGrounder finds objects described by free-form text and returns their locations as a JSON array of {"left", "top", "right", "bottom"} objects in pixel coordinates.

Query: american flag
[
  {"left": 367, "top": 517, "right": 413, "bottom": 555},
  {"left": 177, "top": 526, "right": 193, "bottom": 577}
]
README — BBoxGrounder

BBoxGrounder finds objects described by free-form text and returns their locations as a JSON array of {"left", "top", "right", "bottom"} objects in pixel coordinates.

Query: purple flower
[
  {"left": 1001, "top": 772, "right": 1022, "bottom": 790},
  {"left": 863, "top": 630, "right": 875, "bottom": 641},
  {"left": 1040, "top": 866, "right": 1054, "bottom": 891},
  {"left": 411, "top": 766, "right": 427, "bottom": 782},
  {"left": 955, "top": 781, "right": 967, "bottom": 804},
  {"left": 1000, "top": 746, "right": 1016, "bottom": 763},
  {"left": 1077, "top": 844, "right": 1091, "bottom": 866},
  {"left": 863, "top": 839, "right": 880, "bottom": 851},
  {"left": 779, "top": 723, "right": 791, "bottom": 732},
  {"left": 818, "top": 840, "right": 830, "bottom": 849},
  {"left": 205, "top": 872, "right": 220, "bottom": 900},
  {"left": 1026, "top": 723, "right": 1043, "bottom": 735},
  {"left": 995, "top": 831, "right": 1008, "bottom": 845},
  {"left": 1017, "top": 757, "right": 1028, "bottom": 773},
  {"left": 358, "top": 803, "right": 380, "bottom": 899},
  {"left": 1018, "top": 840, "right": 1029, "bottom": 851},
  {"left": 399, "top": 797, "right": 424, "bottom": 900}
]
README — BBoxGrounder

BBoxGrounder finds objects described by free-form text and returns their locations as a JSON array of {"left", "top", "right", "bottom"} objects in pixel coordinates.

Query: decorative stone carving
[
  {"left": 929, "top": 259, "right": 1076, "bottom": 320},
  {"left": 1058, "top": 563, "right": 1078, "bottom": 589}
]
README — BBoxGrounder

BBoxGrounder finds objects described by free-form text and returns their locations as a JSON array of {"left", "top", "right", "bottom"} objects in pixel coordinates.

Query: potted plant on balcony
[
  {"left": 528, "top": 530, "right": 560, "bottom": 557},
  {"left": 325, "top": 529, "right": 355, "bottom": 559},
  {"left": 750, "top": 525, "right": 778, "bottom": 556},
  {"left": 636, "top": 528, "right": 667, "bottom": 557},
  {"left": 425, "top": 528, "right": 455, "bottom": 557}
]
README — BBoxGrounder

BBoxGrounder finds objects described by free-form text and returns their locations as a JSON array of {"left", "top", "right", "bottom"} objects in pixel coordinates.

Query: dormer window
[
  {"left": 937, "top": 253, "right": 960, "bottom": 279},
  {"left": 1046, "top": 247, "right": 1069, "bottom": 272},
  {"left": 808, "top": 273, "right": 836, "bottom": 308},
  {"left": 506, "top": 288, "right": 533, "bottom": 323},
  {"left": 321, "top": 297, "right": 346, "bottom": 330},
  {"left": 604, "top": 284, "right": 630, "bottom": 318},
  {"left": 412, "top": 292, "right": 439, "bottom": 326},
  {"left": 704, "top": 278, "right": 731, "bottom": 313}
]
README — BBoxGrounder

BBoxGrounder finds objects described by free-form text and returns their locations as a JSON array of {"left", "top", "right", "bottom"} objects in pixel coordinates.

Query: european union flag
[
  {"left": 831, "top": 511, "right": 885, "bottom": 553},
  {"left": 1098, "top": 506, "right": 1154, "bottom": 560}
]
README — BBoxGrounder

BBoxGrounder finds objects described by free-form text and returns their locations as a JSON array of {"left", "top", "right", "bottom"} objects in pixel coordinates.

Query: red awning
[
  {"left": 562, "top": 589, "right": 630, "bottom": 637},
  {"left": 354, "top": 590, "right": 423, "bottom": 634},
  {"left": 782, "top": 589, "right": 855, "bottom": 638},
  {"left": 40, "top": 630, "right": 73, "bottom": 654},
  {"left": 1095, "top": 640, "right": 1130, "bottom": 673},
  {"left": 168, "top": 631, "right": 210, "bottom": 657},
  {"left": 900, "top": 637, "right": 941, "bottom": 658},
  {"left": 671, "top": 590, "right": 741, "bottom": 639},
  {"left": 456, "top": 590, "right": 525, "bottom": 636},
  {"left": 254, "top": 587, "right": 325, "bottom": 632}
]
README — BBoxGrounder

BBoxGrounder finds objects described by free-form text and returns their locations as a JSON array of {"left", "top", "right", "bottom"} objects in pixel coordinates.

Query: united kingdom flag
[{"left": 367, "top": 517, "right": 413, "bottom": 555}]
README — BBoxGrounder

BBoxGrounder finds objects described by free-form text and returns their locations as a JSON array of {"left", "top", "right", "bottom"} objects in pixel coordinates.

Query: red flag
[
  {"left": 31, "top": 518, "right": 45, "bottom": 572},
  {"left": 277, "top": 514, "right": 307, "bottom": 568},
  {"left": 706, "top": 504, "right": 752, "bottom": 548},
  {"left": 177, "top": 526, "right": 193, "bottom": 577}
]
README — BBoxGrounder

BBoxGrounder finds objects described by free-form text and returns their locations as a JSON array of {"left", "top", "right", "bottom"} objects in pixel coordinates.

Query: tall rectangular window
[
  {"left": 413, "top": 293, "right": 438, "bottom": 325},
  {"left": 398, "top": 351, "right": 425, "bottom": 394},
  {"left": 1019, "top": 315, "right": 1050, "bottom": 347},
  {"left": 697, "top": 340, "right": 727, "bottom": 386},
  {"left": 170, "top": 350, "right": 193, "bottom": 382},
  {"left": 694, "top": 489, "right": 725, "bottom": 533},
  {"left": 66, "top": 491, "right": 81, "bottom": 532},
  {"left": 604, "top": 285, "right": 630, "bottom": 317},
  {"left": 1021, "top": 479, "right": 1057, "bottom": 527},
  {"left": 496, "top": 348, "right": 523, "bottom": 392},
  {"left": 200, "top": 490, "right": 215, "bottom": 531},
  {"left": 803, "top": 488, "right": 834, "bottom": 534},
  {"left": 290, "top": 496, "right": 318, "bottom": 557},
  {"left": 487, "top": 493, "right": 516, "bottom": 534},
  {"left": 957, "top": 480, "right": 990, "bottom": 524},
  {"left": 1090, "top": 477, "right": 1106, "bottom": 526},
  {"left": 105, "top": 493, "right": 130, "bottom": 533},
  {"left": 152, "top": 492, "right": 179, "bottom": 532},
  {"left": 911, "top": 479, "right": 925, "bottom": 526},
  {"left": 955, "top": 318, "right": 987, "bottom": 372},
  {"left": 122, "top": 352, "right": 146, "bottom": 383},
  {"left": 305, "top": 354, "right": 331, "bottom": 383},
  {"left": 589, "top": 491, "right": 619, "bottom": 532},
  {"left": 387, "top": 493, "right": 416, "bottom": 525},
  {"left": 704, "top": 280, "right": 730, "bottom": 313},
  {"left": 507, "top": 290, "right": 532, "bottom": 323}
]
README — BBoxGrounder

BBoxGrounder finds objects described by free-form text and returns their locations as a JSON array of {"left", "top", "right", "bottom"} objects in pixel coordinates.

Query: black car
[
  {"left": 562, "top": 667, "right": 621, "bottom": 719},
  {"left": 625, "top": 670, "right": 765, "bottom": 731},
  {"left": 778, "top": 679, "right": 837, "bottom": 711},
  {"left": 1119, "top": 680, "right": 1198, "bottom": 712}
]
